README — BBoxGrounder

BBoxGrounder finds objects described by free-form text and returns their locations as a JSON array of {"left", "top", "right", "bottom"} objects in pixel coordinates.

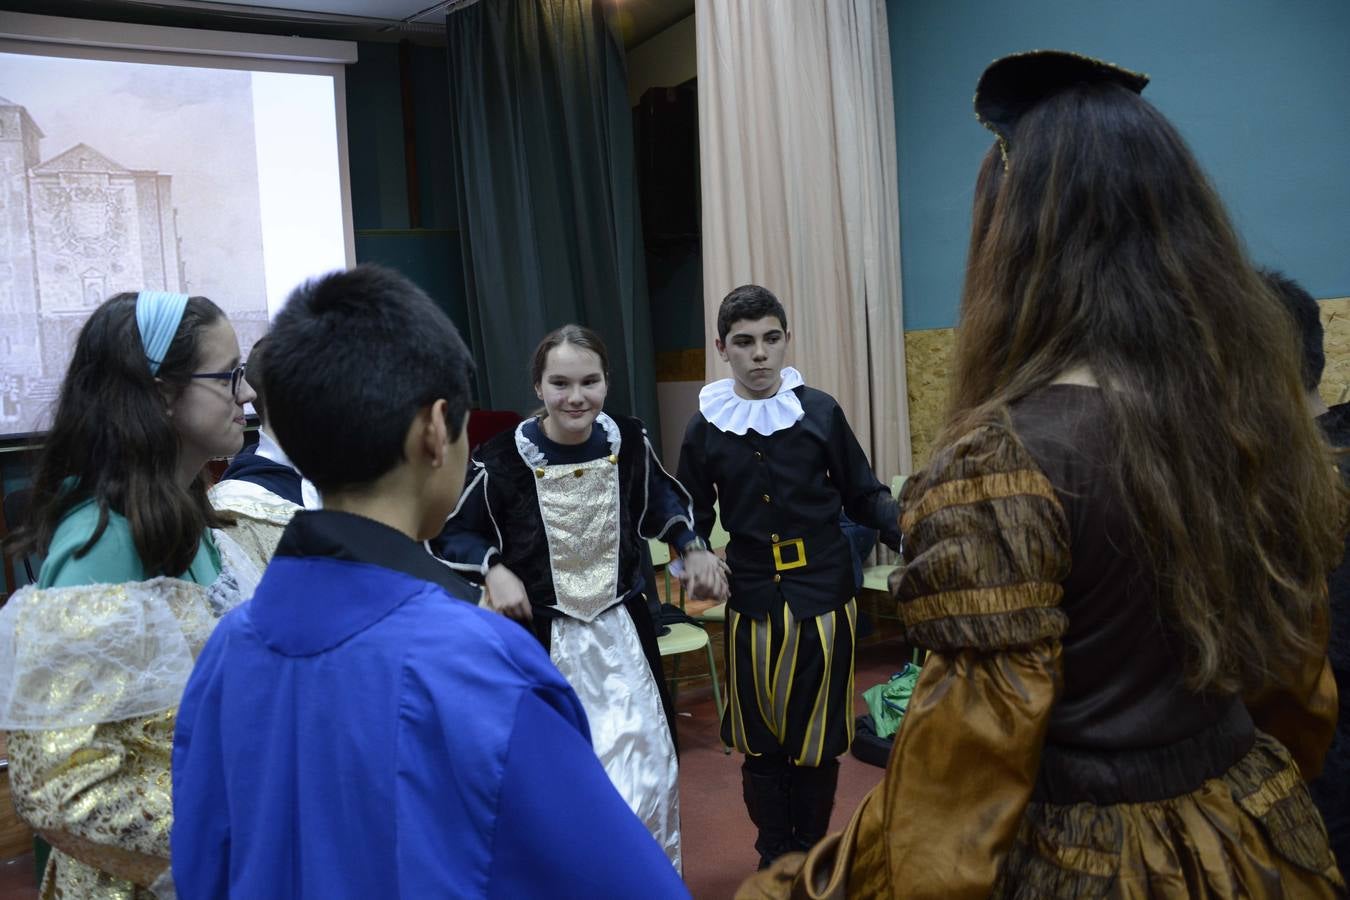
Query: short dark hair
[
  {"left": 263, "top": 265, "right": 475, "bottom": 493},
  {"left": 1261, "top": 268, "right": 1324, "bottom": 393},
  {"left": 245, "top": 335, "right": 271, "bottom": 426},
  {"left": 716, "top": 284, "right": 788, "bottom": 342}
]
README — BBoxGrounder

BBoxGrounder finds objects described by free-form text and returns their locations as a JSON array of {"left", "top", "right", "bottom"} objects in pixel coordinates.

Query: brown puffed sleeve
[{"left": 738, "top": 423, "right": 1072, "bottom": 900}]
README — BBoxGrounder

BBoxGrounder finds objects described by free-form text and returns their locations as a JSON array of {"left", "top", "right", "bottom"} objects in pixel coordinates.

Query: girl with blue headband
[{"left": 0, "top": 291, "right": 261, "bottom": 898}]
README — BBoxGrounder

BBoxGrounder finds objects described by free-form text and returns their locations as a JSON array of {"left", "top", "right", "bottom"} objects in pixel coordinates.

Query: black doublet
[{"left": 678, "top": 385, "right": 902, "bottom": 620}]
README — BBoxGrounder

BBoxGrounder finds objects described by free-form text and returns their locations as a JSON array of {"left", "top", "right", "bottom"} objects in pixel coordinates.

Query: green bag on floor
[{"left": 861, "top": 662, "right": 921, "bottom": 739}]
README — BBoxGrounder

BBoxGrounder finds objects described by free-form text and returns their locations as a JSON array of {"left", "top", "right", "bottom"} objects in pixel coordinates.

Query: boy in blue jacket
[{"left": 171, "top": 265, "right": 689, "bottom": 899}]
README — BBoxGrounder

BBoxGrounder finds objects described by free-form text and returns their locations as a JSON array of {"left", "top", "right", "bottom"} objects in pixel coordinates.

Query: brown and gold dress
[{"left": 741, "top": 384, "right": 1344, "bottom": 899}]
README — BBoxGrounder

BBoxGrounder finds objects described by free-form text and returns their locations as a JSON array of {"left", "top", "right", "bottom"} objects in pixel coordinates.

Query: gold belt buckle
[{"left": 772, "top": 537, "right": 807, "bottom": 571}]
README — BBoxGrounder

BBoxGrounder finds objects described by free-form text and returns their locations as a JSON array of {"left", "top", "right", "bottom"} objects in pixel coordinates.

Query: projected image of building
[
  {"left": 0, "top": 37, "right": 351, "bottom": 442},
  {"left": 0, "top": 96, "right": 187, "bottom": 434}
]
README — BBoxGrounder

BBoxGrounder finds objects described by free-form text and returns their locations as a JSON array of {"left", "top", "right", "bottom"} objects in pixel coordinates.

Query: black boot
[
  {"left": 789, "top": 759, "right": 840, "bottom": 852},
  {"left": 742, "top": 758, "right": 793, "bottom": 869}
]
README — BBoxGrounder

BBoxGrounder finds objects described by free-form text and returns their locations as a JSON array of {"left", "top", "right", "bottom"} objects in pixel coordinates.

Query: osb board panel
[
  {"left": 903, "top": 327, "right": 957, "bottom": 470},
  {"left": 900, "top": 296, "right": 1350, "bottom": 471},
  {"left": 1318, "top": 298, "right": 1350, "bottom": 407}
]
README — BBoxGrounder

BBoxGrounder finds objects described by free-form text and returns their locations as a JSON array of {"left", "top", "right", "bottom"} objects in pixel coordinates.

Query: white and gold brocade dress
[
  {"left": 0, "top": 529, "right": 258, "bottom": 899},
  {"left": 514, "top": 417, "right": 684, "bottom": 872}
]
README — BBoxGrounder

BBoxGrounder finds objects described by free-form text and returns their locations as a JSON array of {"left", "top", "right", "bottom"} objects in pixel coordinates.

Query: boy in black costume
[{"left": 677, "top": 284, "right": 902, "bottom": 868}]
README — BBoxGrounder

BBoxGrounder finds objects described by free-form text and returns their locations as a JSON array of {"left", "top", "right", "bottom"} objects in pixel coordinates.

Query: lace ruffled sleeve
[{"left": 0, "top": 531, "right": 254, "bottom": 731}]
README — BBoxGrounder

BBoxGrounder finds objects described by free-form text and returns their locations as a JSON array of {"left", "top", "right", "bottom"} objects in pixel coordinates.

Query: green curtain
[{"left": 446, "top": 0, "right": 659, "bottom": 433}]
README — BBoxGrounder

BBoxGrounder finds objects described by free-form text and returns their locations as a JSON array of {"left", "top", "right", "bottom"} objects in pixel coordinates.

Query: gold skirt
[
  {"left": 740, "top": 734, "right": 1345, "bottom": 899},
  {"left": 992, "top": 735, "right": 1344, "bottom": 898}
]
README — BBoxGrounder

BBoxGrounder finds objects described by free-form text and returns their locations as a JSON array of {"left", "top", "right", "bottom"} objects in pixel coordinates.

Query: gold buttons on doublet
[
  {"left": 762, "top": 494, "right": 771, "bottom": 503},
  {"left": 574, "top": 469, "right": 585, "bottom": 478},
  {"left": 773, "top": 574, "right": 782, "bottom": 583},
  {"left": 771, "top": 533, "right": 780, "bottom": 542},
  {"left": 535, "top": 468, "right": 546, "bottom": 478}
]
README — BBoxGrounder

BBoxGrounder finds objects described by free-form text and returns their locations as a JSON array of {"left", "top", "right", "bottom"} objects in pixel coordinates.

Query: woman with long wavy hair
[
  {"left": 741, "top": 50, "right": 1344, "bottom": 899},
  {"left": 0, "top": 292, "right": 261, "bottom": 898}
]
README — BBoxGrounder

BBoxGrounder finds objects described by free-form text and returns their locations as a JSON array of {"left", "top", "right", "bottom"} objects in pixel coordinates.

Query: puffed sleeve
[
  {"left": 637, "top": 425, "right": 698, "bottom": 550},
  {"left": 738, "top": 423, "right": 1071, "bottom": 900},
  {"left": 7, "top": 714, "right": 175, "bottom": 887},
  {"left": 431, "top": 459, "right": 502, "bottom": 578},
  {"left": 217, "top": 517, "right": 286, "bottom": 574},
  {"left": 0, "top": 569, "right": 246, "bottom": 893}
]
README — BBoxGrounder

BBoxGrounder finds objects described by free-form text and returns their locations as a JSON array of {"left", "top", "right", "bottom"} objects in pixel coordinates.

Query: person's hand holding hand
[
  {"left": 681, "top": 549, "right": 729, "bottom": 607},
  {"left": 484, "top": 563, "right": 533, "bottom": 623}
]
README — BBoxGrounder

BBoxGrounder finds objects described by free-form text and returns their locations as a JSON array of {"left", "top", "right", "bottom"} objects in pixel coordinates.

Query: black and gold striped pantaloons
[{"left": 721, "top": 598, "right": 857, "bottom": 767}]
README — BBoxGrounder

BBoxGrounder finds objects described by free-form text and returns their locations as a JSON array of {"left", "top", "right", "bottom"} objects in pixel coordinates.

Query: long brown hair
[
  {"left": 529, "top": 324, "right": 611, "bottom": 387},
  {"left": 942, "top": 81, "right": 1344, "bottom": 694},
  {"left": 13, "top": 292, "right": 233, "bottom": 577},
  {"left": 528, "top": 324, "right": 611, "bottom": 419}
]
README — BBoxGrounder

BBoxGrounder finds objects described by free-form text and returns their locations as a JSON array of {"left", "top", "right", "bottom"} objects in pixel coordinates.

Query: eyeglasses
[{"left": 189, "top": 364, "right": 247, "bottom": 400}]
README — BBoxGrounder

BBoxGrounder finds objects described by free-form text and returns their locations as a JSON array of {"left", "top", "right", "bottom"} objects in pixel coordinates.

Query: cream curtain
[{"left": 695, "top": 0, "right": 911, "bottom": 483}]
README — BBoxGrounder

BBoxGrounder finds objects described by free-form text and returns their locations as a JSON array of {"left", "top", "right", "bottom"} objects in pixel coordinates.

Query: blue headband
[{"left": 135, "top": 291, "right": 189, "bottom": 375}]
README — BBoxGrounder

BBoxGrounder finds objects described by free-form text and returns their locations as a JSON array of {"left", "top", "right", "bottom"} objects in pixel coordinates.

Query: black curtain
[{"left": 446, "top": 0, "right": 659, "bottom": 433}]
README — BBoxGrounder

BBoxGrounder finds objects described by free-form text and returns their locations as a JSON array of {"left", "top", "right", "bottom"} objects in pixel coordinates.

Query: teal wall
[
  {"left": 888, "top": 0, "right": 1350, "bottom": 331},
  {"left": 346, "top": 42, "right": 471, "bottom": 335}
]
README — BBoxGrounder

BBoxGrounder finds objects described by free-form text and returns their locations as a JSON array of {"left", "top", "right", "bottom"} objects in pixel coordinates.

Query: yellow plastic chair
[
  {"left": 651, "top": 538, "right": 725, "bottom": 718},
  {"left": 860, "top": 474, "right": 907, "bottom": 595},
  {"left": 685, "top": 502, "right": 731, "bottom": 623},
  {"left": 859, "top": 475, "right": 923, "bottom": 664}
]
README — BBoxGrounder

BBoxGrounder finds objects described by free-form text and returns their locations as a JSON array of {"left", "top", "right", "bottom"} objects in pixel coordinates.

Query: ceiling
[{"left": 0, "top": 0, "right": 694, "bottom": 46}]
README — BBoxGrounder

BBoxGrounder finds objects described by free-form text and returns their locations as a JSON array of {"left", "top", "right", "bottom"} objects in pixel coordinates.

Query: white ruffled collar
[
  {"left": 700, "top": 367, "right": 805, "bottom": 436},
  {"left": 514, "top": 412, "right": 622, "bottom": 468}
]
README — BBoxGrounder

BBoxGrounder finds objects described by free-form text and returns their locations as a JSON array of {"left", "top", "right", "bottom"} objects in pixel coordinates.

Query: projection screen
[{"left": 0, "top": 12, "right": 356, "bottom": 441}]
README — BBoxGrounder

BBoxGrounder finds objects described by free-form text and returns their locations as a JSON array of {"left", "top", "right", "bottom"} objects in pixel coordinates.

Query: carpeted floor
[{"left": 673, "top": 634, "right": 906, "bottom": 899}]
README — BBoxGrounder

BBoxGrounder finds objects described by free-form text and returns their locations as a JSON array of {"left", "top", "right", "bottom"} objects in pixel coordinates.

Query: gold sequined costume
[
  {"left": 209, "top": 477, "right": 303, "bottom": 573},
  {"left": 0, "top": 533, "right": 257, "bottom": 899}
]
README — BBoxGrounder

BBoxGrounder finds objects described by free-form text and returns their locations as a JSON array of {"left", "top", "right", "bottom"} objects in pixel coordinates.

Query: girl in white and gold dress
[{"left": 434, "top": 325, "right": 728, "bottom": 873}]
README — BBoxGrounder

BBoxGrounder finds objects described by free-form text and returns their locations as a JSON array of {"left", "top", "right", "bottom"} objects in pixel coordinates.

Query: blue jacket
[{"left": 172, "top": 509, "right": 688, "bottom": 899}]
